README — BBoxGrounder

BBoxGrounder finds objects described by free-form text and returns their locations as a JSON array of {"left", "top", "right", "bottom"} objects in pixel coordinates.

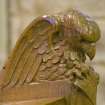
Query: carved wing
[
  {"left": 0, "top": 10, "right": 100, "bottom": 105},
  {"left": 2, "top": 16, "right": 62, "bottom": 88},
  {"left": 2, "top": 9, "right": 100, "bottom": 89}
]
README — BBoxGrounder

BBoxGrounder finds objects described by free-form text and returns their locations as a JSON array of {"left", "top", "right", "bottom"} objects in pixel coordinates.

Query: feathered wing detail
[{"left": 2, "top": 16, "right": 59, "bottom": 88}]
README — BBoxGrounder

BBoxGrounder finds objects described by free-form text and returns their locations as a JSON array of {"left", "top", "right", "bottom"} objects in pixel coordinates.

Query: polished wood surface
[
  {"left": 1, "top": 81, "right": 73, "bottom": 105},
  {"left": 2, "top": 98, "right": 61, "bottom": 105},
  {"left": 0, "top": 9, "right": 100, "bottom": 105}
]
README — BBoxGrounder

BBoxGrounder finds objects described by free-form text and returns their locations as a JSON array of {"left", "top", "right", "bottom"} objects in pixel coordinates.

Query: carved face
[{"left": 62, "top": 11, "right": 101, "bottom": 60}]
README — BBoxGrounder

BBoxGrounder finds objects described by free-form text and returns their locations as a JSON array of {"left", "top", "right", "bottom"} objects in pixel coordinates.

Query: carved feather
[
  {"left": 2, "top": 9, "right": 100, "bottom": 89},
  {"left": 2, "top": 17, "right": 58, "bottom": 88}
]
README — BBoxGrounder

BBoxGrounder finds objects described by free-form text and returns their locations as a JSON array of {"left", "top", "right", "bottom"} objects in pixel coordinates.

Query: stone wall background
[{"left": 0, "top": 0, "right": 105, "bottom": 105}]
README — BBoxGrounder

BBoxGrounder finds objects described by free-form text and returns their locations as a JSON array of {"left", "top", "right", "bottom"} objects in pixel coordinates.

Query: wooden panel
[
  {"left": 2, "top": 98, "right": 61, "bottom": 105},
  {"left": 1, "top": 81, "right": 72, "bottom": 103}
]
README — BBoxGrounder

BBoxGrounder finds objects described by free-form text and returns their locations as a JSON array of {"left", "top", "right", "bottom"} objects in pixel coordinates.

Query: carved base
[
  {"left": 1, "top": 81, "right": 72, "bottom": 105},
  {"left": 2, "top": 98, "right": 61, "bottom": 105}
]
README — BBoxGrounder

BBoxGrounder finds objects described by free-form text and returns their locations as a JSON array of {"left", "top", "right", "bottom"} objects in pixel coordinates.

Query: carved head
[
  {"left": 60, "top": 9, "right": 101, "bottom": 60},
  {"left": 43, "top": 9, "right": 100, "bottom": 60}
]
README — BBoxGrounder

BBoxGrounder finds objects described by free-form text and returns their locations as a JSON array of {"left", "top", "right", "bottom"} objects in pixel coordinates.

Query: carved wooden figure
[{"left": 0, "top": 9, "right": 100, "bottom": 105}]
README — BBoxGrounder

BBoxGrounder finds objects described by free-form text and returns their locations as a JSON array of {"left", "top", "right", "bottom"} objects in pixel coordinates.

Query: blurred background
[{"left": 0, "top": 0, "right": 105, "bottom": 105}]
